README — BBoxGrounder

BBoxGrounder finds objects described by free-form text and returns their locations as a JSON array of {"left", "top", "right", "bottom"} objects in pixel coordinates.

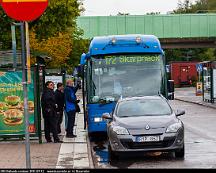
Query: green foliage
[
  {"left": 0, "top": 0, "right": 88, "bottom": 72},
  {"left": 173, "top": 0, "right": 216, "bottom": 14},
  {"left": 165, "top": 0, "right": 216, "bottom": 64},
  {"left": 0, "top": 7, "right": 13, "bottom": 50},
  {"left": 30, "top": 0, "right": 83, "bottom": 40},
  {"left": 66, "top": 38, "right": 90, "bottom": 74}
]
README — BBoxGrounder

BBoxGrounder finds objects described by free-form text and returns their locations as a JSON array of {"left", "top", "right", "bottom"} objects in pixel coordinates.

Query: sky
[{"left": 82, "top": 0, "right": 197, "bottom": 16}]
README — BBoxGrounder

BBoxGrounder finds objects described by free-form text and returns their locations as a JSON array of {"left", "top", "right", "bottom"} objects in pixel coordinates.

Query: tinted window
[{"left": 116, "top": 98, "right": 172, "bottom": 117}]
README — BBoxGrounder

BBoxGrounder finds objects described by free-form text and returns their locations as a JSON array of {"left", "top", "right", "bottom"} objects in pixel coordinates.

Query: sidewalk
[
  {"left": 0, "top": 90, "right": 93, "bottom": 169},
  {"left": 56, "top": 91, "right": 94, "bottom": 169},
  {"left": 56, "top": 111, "right": 93, "bottom": 169},
  {"left": 175, "top": 87, "right": 216, "bottom": 109}
]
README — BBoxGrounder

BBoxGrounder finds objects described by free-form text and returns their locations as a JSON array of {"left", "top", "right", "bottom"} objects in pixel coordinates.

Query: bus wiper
[{"left": 99, "top": 98, "right": 113, "bottom": 105}]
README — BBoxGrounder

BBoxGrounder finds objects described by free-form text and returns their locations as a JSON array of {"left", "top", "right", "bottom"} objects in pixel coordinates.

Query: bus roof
[{"left": 89, "top": 35, "right": 163, "bottom": 56}]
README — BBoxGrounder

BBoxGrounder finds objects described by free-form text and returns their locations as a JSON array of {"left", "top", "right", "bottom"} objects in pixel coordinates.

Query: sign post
[
  {"left": 196, "top": 63, "right": 203, "bottom": 82},
  {"left": 196, "top": 64, "right": 203, "bottom": 96},
  {"left": 1, "top": 0, "right": 49, "bottom": 169},
  {"left": 20, "top": 22, "right": 31, "bottom": 169}
]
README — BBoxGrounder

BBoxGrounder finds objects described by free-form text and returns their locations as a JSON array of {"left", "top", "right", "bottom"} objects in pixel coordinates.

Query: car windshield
[{"left": 116, "top": 98, "right": 172, "bottom": 117}]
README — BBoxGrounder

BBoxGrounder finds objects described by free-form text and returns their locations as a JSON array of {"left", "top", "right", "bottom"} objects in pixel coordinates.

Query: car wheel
[
  {"left": 175, "top": 145, "right": 185, "bottom": 159},
  {"left": 108, "top": 144, "right": 119, "bottom": 162}
]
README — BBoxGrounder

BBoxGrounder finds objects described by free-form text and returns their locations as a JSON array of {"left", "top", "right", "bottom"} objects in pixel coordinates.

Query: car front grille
[{"left": 120, "top": 138, "right": 175, "bottom": 150}]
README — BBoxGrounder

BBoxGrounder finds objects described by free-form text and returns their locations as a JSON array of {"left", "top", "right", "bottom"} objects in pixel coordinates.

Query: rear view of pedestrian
[
  {"left": 55, "top": 82, "right": 65, "bottom": 134},
  {"left": 64, "top": 79, "right": 79, "bottom": 138},
  {"left": 41, "top": 81, "right": 63, "bottom": 143}
]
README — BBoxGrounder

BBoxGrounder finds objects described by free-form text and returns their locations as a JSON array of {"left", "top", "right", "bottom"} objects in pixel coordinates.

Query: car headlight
[
  {"left": 166, "top": 122, "right": 182, "bottom": 133},
  {"left": 113, "top": 126, "right": 129, "bottom": 135}
]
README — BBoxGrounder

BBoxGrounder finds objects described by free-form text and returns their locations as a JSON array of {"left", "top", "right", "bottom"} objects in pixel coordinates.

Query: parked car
[{"left": 102, "top": 95, "right": 185, "bottom": 160}]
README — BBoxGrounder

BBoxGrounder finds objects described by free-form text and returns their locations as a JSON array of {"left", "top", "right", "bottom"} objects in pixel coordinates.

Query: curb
[
  {"left": 86, "top": 133, "right": 94, "bottom": 169},
  {"left": 175, "top": 98, "right": 216, "bottom": 110}
]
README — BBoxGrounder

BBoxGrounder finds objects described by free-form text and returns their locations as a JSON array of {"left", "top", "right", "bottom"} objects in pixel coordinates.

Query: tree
[
  {"left": 29, "top": 31, "right": 73, "bottom": 68},
  {"left": 66, "top": 38, "right": 90, "bottom": 73},
  {"left": 30, "top": 0, "right": 83, "bottom": 40},
  {"left": 173, "top": 0, "right": 194, "bottom": 14},
  {"left": 0, "top": 7, "right": 14, "bottom": 50},
  {"left": 146, "top": 12, "right": 161, "bottom": 15},
  {"left": 165, "top": 0, "right": 216, "bottom": 64},
  {"left": 117, "top": 12, "right": 130, "bottom": 16},
  {"left": 0, "top": 0, "right": 88, "bottom": 72}
]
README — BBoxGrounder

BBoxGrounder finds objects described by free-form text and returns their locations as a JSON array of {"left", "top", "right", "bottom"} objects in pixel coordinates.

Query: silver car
[{"left": 103, "top": 95, "right": 185, "bottom": 160}]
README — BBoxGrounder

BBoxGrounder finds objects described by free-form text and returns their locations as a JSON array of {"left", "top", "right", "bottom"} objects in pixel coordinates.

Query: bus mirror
[
  {"left": 102, "top": 113, "right": 112, "bottom": 120},
  {"left": 167, "top": 80, "right": 174, "bottom": 100}
]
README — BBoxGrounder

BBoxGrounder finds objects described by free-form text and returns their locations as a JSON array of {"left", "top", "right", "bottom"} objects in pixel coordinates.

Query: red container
[{"left": 170, "top": 61, "right": 199, "bottom": 86}]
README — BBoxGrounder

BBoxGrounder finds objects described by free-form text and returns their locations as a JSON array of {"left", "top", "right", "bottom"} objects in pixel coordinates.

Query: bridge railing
[{"left": 77, "top": 14, "right": 216, "bottom": 39}]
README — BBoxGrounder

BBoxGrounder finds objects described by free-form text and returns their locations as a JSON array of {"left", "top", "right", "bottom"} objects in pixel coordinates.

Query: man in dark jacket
[
  {"left": 55, "top": 82, "right": 64, "bottom": 134},
  {"left": 64, "top": 79, "right": 79, "bottom": 138},
  {"left": 41, "top": 81, "right": 62, "bottom": 143}
]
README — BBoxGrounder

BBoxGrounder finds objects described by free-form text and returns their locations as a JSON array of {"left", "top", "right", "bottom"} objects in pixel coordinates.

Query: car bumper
[{"left": 109, "top": 129, "right": 184, "bottom": 153}]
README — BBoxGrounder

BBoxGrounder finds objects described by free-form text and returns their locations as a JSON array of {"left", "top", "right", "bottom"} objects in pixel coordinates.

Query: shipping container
[{"left": 170, "top": 62, "right": 199, "bottom": 86}]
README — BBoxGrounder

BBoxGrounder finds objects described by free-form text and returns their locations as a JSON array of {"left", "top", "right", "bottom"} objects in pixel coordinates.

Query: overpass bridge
[{"left": 77, "top": 14, "right": 216, "bottom": 48}]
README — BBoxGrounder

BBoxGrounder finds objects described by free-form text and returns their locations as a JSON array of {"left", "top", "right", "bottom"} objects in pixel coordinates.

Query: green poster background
[{"left": 0, "top": 71, "right": 35, "bottom": 135}]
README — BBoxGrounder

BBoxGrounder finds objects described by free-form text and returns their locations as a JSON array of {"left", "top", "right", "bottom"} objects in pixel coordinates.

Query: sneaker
[{"left": 54, "top": 140, "right": 63, "bottom": 143}]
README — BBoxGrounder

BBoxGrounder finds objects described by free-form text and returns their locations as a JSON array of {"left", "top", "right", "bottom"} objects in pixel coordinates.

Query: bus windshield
[{"left": 88, "top": 54, "right": 164, "bottom": 103}]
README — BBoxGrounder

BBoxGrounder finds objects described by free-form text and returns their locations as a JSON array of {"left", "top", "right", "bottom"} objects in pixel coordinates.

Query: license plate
[{"left": 136, "top": 136, "right": 160, "bottom": 142}]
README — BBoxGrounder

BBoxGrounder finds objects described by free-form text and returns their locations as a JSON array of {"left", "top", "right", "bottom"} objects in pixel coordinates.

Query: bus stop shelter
[{"left": 201, "top": 61, "right": 216, "bottom": 103}]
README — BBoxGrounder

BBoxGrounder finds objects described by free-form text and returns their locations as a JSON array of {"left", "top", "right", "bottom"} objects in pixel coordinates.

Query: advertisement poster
[
  {"left": 213, "top": 69, "right": 216, "bottom": 98},
  {"left": 0, "top": 71, "right": 35, "bottom": 136}
]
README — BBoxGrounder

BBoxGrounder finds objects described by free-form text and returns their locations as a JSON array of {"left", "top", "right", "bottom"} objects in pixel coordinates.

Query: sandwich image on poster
[
  {"left": 20, "top": 101, "right": 34, "bottom": 114},
  {"left": 5, "top": 95, "right": 21, "bottom": 109},
  {"left": 3, "top": 109, "right": 24, "bottom": 126}
]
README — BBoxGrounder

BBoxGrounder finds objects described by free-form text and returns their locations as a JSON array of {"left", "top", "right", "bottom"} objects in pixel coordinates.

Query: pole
[
  {"left": 20, "top": 22, "right": 31, "bottom": 169},
  {"left": 11, "top": 25, "right": 17, "bottom": 69}
]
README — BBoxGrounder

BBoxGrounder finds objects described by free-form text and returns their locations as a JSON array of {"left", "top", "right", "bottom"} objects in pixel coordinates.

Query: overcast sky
[{"left": 82, "top": 0, "right": 197, "bottom": 16}]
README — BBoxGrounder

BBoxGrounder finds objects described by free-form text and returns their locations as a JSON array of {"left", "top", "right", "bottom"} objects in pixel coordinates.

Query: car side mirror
[
  {"left": 102, "top": 113, "right": 112, "bottom": 120},
  {"left": 176, "top": 110, "right": 185, "bottom": 116}
]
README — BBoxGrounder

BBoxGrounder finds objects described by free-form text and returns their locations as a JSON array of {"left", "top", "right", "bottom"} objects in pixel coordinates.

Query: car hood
[{"left": 114, "top": 113, "right": 179, "bottom": 135}]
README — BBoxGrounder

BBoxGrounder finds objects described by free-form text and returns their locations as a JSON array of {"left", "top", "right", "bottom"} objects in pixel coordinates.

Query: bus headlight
[
  {"left": 94, "top": 117, "right": 103, "bottom": 122},
  {"left": 113, "top": 126, "right": 129, "bottom": 135}
]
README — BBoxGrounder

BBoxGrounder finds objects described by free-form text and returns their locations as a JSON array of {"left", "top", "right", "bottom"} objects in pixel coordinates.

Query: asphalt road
[{"left": 90, "top": 100, "right": 216, "bottom": 168}]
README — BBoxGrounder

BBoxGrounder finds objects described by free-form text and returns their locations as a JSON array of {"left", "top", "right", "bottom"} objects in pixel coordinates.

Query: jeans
[{"left": 66, "top": 110, "right": 76, "bottom": 135}]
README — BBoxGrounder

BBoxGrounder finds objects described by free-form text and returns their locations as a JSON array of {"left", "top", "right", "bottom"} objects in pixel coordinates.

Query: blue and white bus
[{"left": 80, "top": 35, "right": 169, "bottom": 134}]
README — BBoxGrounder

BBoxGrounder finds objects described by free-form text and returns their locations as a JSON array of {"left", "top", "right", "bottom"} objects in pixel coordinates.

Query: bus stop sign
[{"left": 1, "top": 0, "right": 48, "bottom": 21}]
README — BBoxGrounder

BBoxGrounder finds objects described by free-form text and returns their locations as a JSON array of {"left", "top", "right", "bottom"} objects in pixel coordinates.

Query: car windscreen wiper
[{"left": 118, "top": 115, "right": 134, "bottom": 118}]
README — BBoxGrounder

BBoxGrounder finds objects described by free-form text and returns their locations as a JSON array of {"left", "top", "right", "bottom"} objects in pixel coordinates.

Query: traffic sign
[
  {"left": 196, "top": 64, "right": 203, "bottom": 72},
  {"left": 1, "top": 0, "right": 48, "bottom": 22}
]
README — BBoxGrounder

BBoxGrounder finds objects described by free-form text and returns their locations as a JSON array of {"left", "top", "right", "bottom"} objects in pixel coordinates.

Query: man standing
[
  {"left": 64, "top": 79, "right": 79, "bottom": 138},
  {"left": 41, "top": 81, "right": 62, "bottom": 143},
  {"left": 55, "top": 83, "right": 64, "bottom": 134}
]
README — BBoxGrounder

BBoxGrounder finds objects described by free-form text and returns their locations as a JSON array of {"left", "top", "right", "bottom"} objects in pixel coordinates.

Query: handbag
[
  {"left": 75, "top": 100, "right": 81, "bottom": 113},
  {"left": 75, "top": 103, "right": 80, "bottom": 112}
]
